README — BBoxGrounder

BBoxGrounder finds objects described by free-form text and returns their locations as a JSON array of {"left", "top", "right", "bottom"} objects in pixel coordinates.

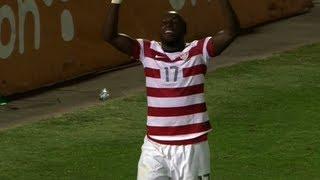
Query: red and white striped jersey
[{"left": 132, "top": 37, "right": 216, "bottom": 145}]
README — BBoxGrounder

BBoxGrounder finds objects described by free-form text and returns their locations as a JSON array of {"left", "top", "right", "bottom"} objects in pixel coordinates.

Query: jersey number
[{"left": 164, "top": 66, "right": 179, "bottom": 82}]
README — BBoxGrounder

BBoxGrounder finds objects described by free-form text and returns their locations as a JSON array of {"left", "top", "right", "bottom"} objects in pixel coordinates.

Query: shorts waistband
[{"left": 146, "top": 134, "right": 208, "bottom": 146}]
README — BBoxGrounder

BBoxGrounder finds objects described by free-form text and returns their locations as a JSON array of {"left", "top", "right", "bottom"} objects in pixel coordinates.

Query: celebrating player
[{"left": 103, "top": 0, "right": 240, "bottom": 179}]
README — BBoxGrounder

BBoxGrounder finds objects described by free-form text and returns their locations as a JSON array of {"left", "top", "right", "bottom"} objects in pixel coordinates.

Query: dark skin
[
  {"left": 159, "top": 11, "right": 187, "bottom": 52},
  {"left": 103, "top": 0, "right": 240, "bottom": 57}
]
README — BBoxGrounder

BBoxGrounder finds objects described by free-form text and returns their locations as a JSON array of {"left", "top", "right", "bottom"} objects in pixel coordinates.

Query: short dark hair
[{"left": 167, "top": 11, "right": 187, "bottom": 34}]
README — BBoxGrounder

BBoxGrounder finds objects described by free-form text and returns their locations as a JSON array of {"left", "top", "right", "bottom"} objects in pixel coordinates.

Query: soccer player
[{"left": 103, "top": 0, "right": 240, "bottom": 179}]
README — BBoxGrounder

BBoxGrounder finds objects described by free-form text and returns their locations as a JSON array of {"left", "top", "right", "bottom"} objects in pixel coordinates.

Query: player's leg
[
  {"left": 137, "top": 137, "right": 170, "bottom": 180},
  {"left": 170, "top": 141, "right": 211, "bottom": 180},
  {"left": 196, "top": 141, "right": 211, "bottom": 180}
]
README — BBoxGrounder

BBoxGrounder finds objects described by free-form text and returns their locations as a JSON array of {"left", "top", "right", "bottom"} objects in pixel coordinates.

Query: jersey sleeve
[
  {"left": 132, "top": 39, "right": 145, "bottom": 61},
  {"left": 202, "top": 37, "right": 216, "bottom": 63}
]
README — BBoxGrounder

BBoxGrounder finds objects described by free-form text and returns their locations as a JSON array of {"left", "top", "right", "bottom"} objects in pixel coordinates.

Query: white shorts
[{"left": 137, "top": 136, "right": 211, "bottom": 180}]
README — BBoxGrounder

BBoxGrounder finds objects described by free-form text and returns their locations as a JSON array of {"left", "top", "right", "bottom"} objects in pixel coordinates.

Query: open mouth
[{"left": 165, "top": 30, "right": 174, "bottom": 34}]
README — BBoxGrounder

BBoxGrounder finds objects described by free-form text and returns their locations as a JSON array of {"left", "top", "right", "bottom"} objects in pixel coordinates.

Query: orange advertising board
[{"left": 0, "top": 0, "right": 313, "bottom": 96}]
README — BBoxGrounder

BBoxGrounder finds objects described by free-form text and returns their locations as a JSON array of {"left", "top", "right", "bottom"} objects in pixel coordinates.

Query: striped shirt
[{"left": 133, "top": 37, "right": 216, "bottom": 145}]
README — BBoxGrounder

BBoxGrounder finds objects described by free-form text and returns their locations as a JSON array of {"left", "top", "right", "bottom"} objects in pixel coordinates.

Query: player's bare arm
[
  {"left": 103, "top": 0, "right": 137, "bottom": 57},
  {"left": 212, "top": 0, "right": 240, "bottom": 56}
]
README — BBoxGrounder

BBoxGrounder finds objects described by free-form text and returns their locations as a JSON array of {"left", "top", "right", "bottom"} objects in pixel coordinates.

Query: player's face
[{"left": 160, "top": 12, "right": 186, "bottom": 44}]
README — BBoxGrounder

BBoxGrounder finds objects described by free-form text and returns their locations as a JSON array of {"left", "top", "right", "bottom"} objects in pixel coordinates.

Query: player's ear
[
  {"left": 178, "top": 20, "right": 186, "bottom": 35},
  {"left": 182, "top": 19, "right": 187, "bottom": 35}
]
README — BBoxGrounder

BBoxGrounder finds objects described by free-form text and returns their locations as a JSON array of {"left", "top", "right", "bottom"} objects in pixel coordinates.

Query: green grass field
[{"left": 1, "top": 44, "right": 320, "bottom": 180}]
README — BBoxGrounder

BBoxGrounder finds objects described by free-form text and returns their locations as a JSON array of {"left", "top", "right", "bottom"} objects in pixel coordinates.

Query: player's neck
[{"left": 161, "top": 39, "right": 185, "bottom": 53}]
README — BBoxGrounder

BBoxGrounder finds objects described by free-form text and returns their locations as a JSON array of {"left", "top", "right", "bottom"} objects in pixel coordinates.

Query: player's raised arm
[
  {"left": 103, "top": 0, "right": 138, "bottom": 57},
  {"left": 211, "top": 0, "right": 240, "bottom": 56}
]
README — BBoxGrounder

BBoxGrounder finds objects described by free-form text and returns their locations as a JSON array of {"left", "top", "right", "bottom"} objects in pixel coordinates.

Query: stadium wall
[{"left": 0, "top": 0, "right": 313, "bottom": 96}]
